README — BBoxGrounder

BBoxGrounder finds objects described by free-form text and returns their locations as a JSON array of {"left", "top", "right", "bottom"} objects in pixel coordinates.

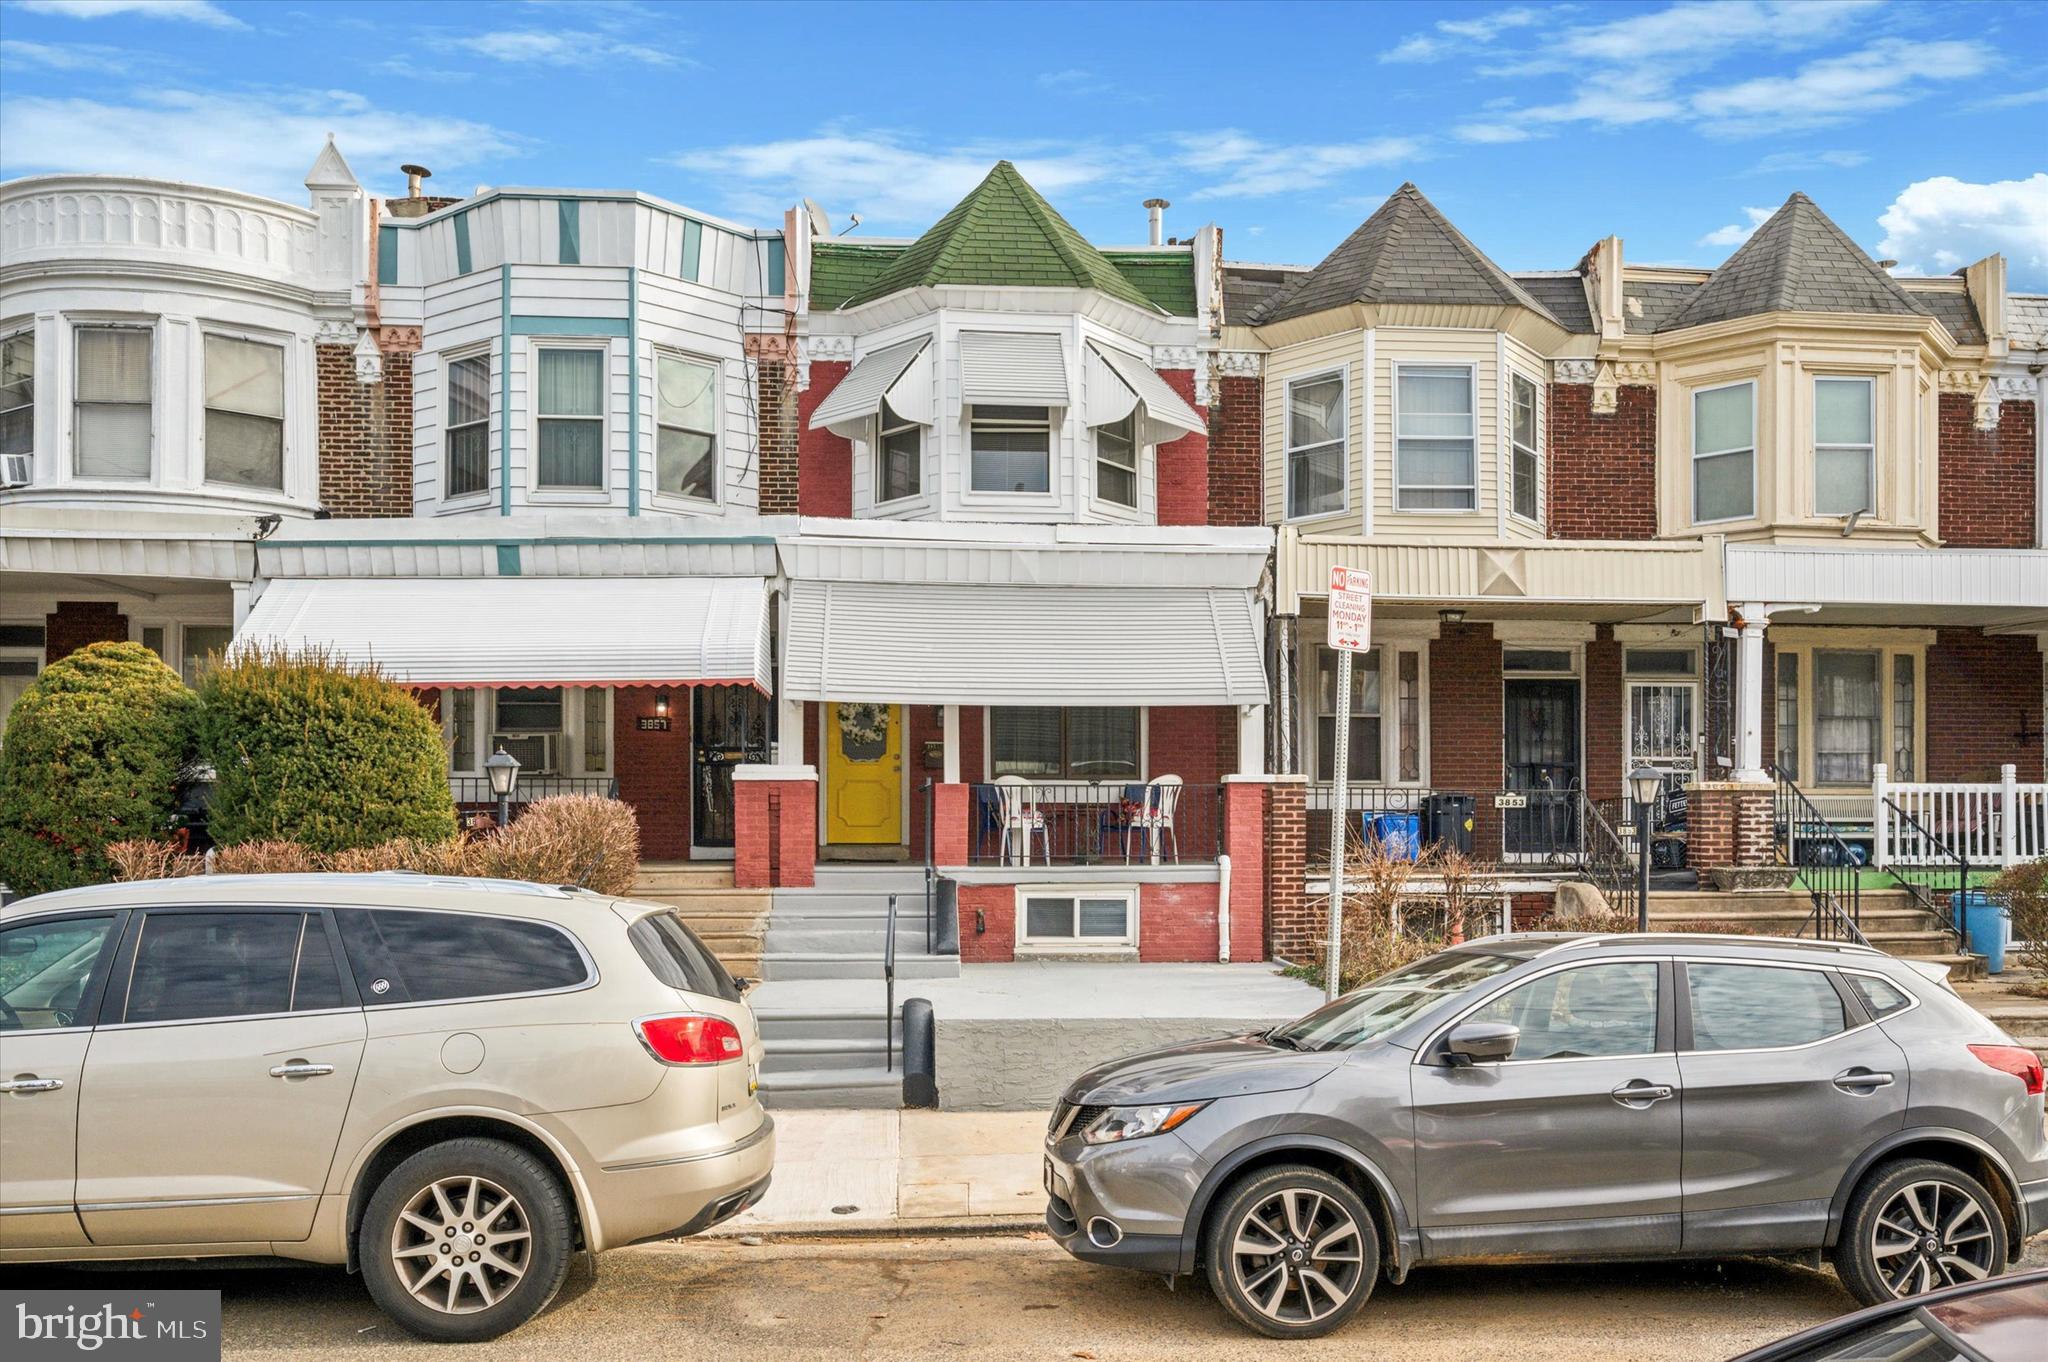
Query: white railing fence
[{"left": 1874, "top": 764, "right": 2047, "bottom": 869}]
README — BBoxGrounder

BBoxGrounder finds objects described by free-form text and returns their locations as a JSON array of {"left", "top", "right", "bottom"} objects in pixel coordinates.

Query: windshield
[{"left": 1270, "top": 950, "right": 1521, "bottom": 1051}]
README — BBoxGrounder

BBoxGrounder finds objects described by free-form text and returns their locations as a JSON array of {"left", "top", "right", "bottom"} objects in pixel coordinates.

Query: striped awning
[
  {"left": 958, "top": 331, "right": 1070, "bottom": 407},
  {"left": 235, "top": 577, "right": 772, "bottom": 690},
  {"left": 808, "top": 336, "right": 932, "bottom": 432},
  {"left": 783, "top": 579, "right": 1265, "bottom": 706},
  {"left": 1084, "top": 342, "right": 1205, "bottom": 441}
]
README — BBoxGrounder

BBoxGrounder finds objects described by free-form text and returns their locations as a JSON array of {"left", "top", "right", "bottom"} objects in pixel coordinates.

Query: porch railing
[
  {"left": 450, "top": 775, "right": 618, "bottom": 819},
  {"left": 1874, "top": 763, "right": 2044, "bottom": 869},
  {"left": 963, "top": 780, "right": 1223, "bottom": 866},
  {"left": 1878, "top": 792, "right": 1975, "bottom": 958},
  {"left": 1305, "top": 783, "right": 1430, "bottom": 862},
  {"left": 1772, "top": 764, "right": 1865, "bottom": 944}
]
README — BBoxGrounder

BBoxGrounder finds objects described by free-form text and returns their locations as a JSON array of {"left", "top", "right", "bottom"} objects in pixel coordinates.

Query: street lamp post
[
  {"left": 1628, "top": 766, "right": 1663, "bottom": 932},
  {"left": 485, "top": 746, "right": 522, "bottom": 829}
]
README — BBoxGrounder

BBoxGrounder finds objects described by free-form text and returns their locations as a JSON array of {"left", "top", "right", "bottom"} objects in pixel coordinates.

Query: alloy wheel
[
  {"left": 1869, "top": 1179, "right": 1996, "bottom": 1298},
  {"left": 1228, "top": 1186, "right": 1366, "bottom": 1326},
  {"left": 389, "top": 1174, "right": 533, "bottom": 1314}
]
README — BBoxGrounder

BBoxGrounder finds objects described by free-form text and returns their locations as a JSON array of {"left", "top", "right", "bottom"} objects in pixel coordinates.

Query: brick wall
[
  {"left": 45, "top": 601, "right": 128, "bottom": 661},
  {"left": 1687, "top": 782, "right": 1773, "bottom": 869},
  {"left": 317, "top": 344, "right": 414, "bottom": 517},
  {"left": 1153, "top": 368, "right": 1209, "bottom": 526},
  {"left": 756, "top": 349, "right": 800, "bottom": 514},
  {"left": 1137, "top": 881, "right": 1221, "bottom": 961},
  {"left": 1208, "top": 373, "right": 1263, "bottom": 527},
  {"left": 1146, "top": 705, "right": 1232, "bottom": 785},
  {"left": 1429, "top": 623, "right": 1505, "bottom": 856},
  {"left": 796, "top": 360, "right": 853, "bottom": 517},
  {"left": 1585, "top": 625, "right": 1623, "bottom": 800},
  {"left": 1939, "top": 395, "right": 2036, "bottom": 548},
  {"left": 1927, "top": 628, "right": 2045, "bottom": 781},
  {"left": 958, "top": 883, "right": 1013, "bottom": 962},
  {"left": 612, "top": 685, "right": 690, "bottom": 859},
  {"left": 1547, "top": 383, "right": 1656, "bottom": 540},
  {"left": 1266, "top": 779, "right": 1307, "bottom": 961},
  {"left": 734, "top": 771, "right": 817, "bottom": 889}
]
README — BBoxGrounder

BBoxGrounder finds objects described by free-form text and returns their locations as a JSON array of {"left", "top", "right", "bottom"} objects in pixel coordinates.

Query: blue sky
[{"left": 2, "top": 0, "right": 2044, "bottom": 288}]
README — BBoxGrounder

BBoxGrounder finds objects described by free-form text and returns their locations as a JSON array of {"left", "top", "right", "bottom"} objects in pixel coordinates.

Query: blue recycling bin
[
  {"left": 1949, "top": 891, "right": 2009, "bottom": 974},
  {"left": 1364, "top": 812, "right": 1421, "bottom": 861}
]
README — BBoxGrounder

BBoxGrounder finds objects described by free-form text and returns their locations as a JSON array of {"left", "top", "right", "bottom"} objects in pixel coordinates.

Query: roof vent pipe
[
  {"left": 401, "top": 164, "right": 431, "bottom": 199},
  {"left": 1144, "top": 198, "right": 1169, "bottom": 247}
]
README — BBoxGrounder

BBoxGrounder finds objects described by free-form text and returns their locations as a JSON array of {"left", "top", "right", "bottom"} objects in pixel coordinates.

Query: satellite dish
[{"left": 803, "top": 198, "right": 831, "bottom": 237}]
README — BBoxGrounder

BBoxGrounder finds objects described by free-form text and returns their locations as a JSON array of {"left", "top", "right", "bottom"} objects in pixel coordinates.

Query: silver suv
[
  {"left": 1045, "top": 934, "right": 2048, "bottom": 1339},
  {"left": 0, "top": 874, "right": 775, "bottom": 1342}
]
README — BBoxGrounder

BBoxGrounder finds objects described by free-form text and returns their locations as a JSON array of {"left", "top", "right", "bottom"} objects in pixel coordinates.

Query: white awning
[
  {"left": 808, "top": 336, "right": 932, "bottom": 433},
  {"left": 236, "top": 577, "right": 772, "bottom": 690},
  {"left": 1084, "top": 343, "right": 1205, "bottom": 442},
  {"left": 784, "top": 580, "right": 1265, "bottom": 706},
  {"left": 958, "top": 331, "right": 1070, "bottom": 408}
]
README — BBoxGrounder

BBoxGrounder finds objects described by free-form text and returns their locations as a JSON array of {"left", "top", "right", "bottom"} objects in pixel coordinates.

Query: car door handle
[
  {"left": 1611, "top": 1081, "right": 1676, "bottom": 1107},
  {"left": 269, "top": 1062, "right": 336, "bottom": 1079},
  {"left": 0, "top": 1076, "right": 64, "bottom": 1094},
  {"left": 1833, "top": 1068, "right": 1895, "bottom": 1093}
]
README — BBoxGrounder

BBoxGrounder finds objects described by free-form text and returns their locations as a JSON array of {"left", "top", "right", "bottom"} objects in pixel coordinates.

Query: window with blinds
[
  {"left": 203, "top": 335, "right": 285, "bottom": 490},
  {"left": 536, "top": 347, "right": 604, "bottom": 489},
  {"left": 74, "top": 326, "right": 152, "bottom": 479},
  {"left": 445, "top": 353, "right": 490, "bottom": 499}
]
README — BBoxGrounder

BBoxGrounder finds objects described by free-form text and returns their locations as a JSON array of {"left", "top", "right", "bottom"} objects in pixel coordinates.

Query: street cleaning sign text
[
  {"left": 1322, "top": 566, "right": 1370, "bottom": 1000},
  {"left": 1327, "top": 566, "right": 1372, "bottom": 652}
]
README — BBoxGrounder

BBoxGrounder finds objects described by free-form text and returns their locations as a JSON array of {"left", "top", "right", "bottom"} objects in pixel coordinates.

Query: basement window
[{"left": 1018, "top": 888, "right": 1136, "bottom": 951}]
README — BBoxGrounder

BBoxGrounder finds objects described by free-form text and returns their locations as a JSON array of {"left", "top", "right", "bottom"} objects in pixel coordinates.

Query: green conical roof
[{"left": 839, "top": 161, "right": 1162, "bottom": 313}]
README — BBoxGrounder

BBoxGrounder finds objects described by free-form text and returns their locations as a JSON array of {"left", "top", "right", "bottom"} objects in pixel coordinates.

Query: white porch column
[
  {"left": 1731, "top": 606, "right": 1770, "bottom": 783},
  {"left": 941, "top": 704, "right": 961, "bottom": 784},
  {"left": 2001, "top": 763, "right": 2018, "bottom": 866},
  {"left": 775, "top": 697, "right": 805, "bottom": 765},
  {"left": 1872, "top": 763, "right": 1890, "bottom": 869},
  {"left": 1237, "top": 704, "right": 1266, "bottom": 777}
]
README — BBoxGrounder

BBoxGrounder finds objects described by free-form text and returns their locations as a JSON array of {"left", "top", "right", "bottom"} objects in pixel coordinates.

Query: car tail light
[
  {"left": 1968, "top": 1044, "right": 2046, "bottom": 1096},
  {"left": 635, "top": 1014, "right": 744, "bottom": 1065}
]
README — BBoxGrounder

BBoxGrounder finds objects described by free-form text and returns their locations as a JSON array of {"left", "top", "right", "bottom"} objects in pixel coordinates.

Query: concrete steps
[
  {"left": 754, "top": 1066, "right": 902, "bottom": 1109},
  {"left": 629, "top": 865, "right": 770, "bottom": 978},
  {"left": 633, "top": 862, "right": 738, "bottom": 894},
  {"left": 1644, "top": 887, "right": 1986, "bottom": 981}
]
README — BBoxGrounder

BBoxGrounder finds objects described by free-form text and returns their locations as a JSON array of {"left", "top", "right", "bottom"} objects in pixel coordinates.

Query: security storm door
[
  {"left": 825, "top": 703, "right": 902, "bottom": 845},
  {"left": 1504, "top": 674, "right": 1580, "bottom": 859},
  {"left": 693, "top": 687, "right": 770, "bottom": 849}
]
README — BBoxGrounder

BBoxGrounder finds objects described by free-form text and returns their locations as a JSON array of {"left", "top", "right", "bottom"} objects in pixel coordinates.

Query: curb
[{"left": 696, "top": 1214, "right": 1044, "bottom": 1243}]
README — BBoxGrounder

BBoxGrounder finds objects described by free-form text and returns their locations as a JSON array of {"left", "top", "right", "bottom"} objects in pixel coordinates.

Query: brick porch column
[
  {"left": 1265, "top": 775, "right": 1309, "bottom": 962},
  {"left": 733, "top": 764, "right": 817, "bottom": 889},
  {"left": 1222, "top": 776, "right": 1269, "bottom": 962},
  {"left": 1686, "top": 781, "right": 1774, "bottom": 872},
  {"left": 931, "top": 782, "right": 971, "bottom": 867}
]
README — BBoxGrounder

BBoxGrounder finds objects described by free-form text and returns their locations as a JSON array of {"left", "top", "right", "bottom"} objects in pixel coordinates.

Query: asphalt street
[{"left": 20, "top": 1232, "right": 2047, "bottom": 1361}]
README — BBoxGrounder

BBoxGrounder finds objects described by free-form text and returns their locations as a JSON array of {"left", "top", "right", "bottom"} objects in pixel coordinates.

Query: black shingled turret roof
[{"left": 1666, "top": 192, "right": 1927, "bottom": 331}]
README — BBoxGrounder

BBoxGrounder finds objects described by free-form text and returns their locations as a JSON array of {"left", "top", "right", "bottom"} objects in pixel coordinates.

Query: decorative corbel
[
  {"left": 1591, "top": 360, "right": 1619, "bottom": 415},
  {"left": 1553, "top": 358, "right": 1596, "bottom": 384},
  {"left": 352, "top": 328, "right": 383, "bottom": 384},
  {"left": 1975, "top": 376, "right": 2001, "bottom": 432}
]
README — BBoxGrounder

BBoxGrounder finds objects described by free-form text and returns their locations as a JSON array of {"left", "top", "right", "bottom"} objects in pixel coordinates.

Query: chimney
[
  {"left": 1144, "top": 198, "right": 1169, "bottom": 247},
  {"left": 387, "top": 164, "right": 435, "bottom": 219}
]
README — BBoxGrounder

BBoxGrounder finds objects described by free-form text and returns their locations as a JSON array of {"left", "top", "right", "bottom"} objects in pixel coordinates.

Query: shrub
[
  {"left": 1990, "top": 859, "right": 2048, "bottom": 976},
  {"left": 209, "top": 840, "right": 322, "bottom": 875},
  {"left": 198, "top": 647, "right": 455, "bottom": 854},
  {"left": 325, "top": 836, "right": 475, "bottom": 877},
  {"left": 1542, "top": 905, "right": 1638, "bottom": 934},
  {"left": 105, "top": 838, "right": 205, "bottom": 882},
  {"left": 472, "top": 795, "right": 640, "bottom": 895},
  {"left": 0, "top": 642, "right": 200, "bottom": 896}
]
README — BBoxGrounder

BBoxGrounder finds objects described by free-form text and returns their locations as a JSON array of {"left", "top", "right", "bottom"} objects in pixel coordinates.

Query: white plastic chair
[
  {"left": 1126, "top": 775, "right": 1183, "bottom": 865},
  {"left": 994, "top": 775, "right": 1048, "bottom": 866}
]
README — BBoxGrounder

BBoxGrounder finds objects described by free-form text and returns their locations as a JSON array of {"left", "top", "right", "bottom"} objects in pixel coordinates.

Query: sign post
[{"left": 1323, "top": 566, "right": 1372, "bottom": 1001}]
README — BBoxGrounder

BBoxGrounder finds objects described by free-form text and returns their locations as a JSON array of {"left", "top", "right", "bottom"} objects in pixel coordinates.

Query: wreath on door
[{"left": 836, "top": 702, "right": 891, "bottom": 748}]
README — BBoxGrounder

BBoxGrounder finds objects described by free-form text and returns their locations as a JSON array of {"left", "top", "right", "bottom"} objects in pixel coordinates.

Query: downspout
[
  {"left": 499, "top": 264, "right": 512, "bottom": 516},
  {"left": 1216, "top": 853, "right": 1232, "bottom": 962},
  {"left": 627, "top": 265, "right": 641, "bottom": 516}
]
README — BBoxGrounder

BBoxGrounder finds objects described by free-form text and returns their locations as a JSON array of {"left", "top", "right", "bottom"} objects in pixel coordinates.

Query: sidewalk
[{"left": 718, "top": 1109, "right": 1048, "bottom": 1235}]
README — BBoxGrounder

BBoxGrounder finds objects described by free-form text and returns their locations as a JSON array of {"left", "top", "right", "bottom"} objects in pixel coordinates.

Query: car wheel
[
  {"left": 1202, "top": 1164, "right": 1379, "bottom": 1339},
  {"left": 358, "top": 1137, "right": 574, "bottom": 1342},
  {"left": 1833, "top": 1157, "right": 2008, "bottom": 1307}
]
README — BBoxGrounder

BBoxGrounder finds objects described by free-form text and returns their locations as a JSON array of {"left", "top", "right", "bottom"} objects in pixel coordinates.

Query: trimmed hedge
[
  {"left": 0, "top": 642, "right": 200, "bottom": 897},
  {"left": 198, "top": 647, "right": 456, "bottom": 854}
]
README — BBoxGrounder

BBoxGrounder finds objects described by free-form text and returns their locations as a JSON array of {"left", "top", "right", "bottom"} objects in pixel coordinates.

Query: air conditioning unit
[
  {"left": 489, "top": 733, "right": 557, "bottom": 774},
  {"left": 0, "top": 453, "right": 30, "bottom": 489}
]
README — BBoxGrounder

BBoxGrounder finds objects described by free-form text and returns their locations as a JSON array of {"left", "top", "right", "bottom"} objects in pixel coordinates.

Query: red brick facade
[
  {"left": 1584, "top": 625, "right": 1624, "bottom": 800},
  {"left": 1208, "top": 373, "right": 1263, "bottom": 527},
  {"left": 317, "top": 344, "right": 414, "bottom": 517},
  {"left": 45, "top": 601, "right": 128, "bottom": 661},
  {"left": 1546, "top": 382, "right": 1657, "bottom": 540},
  {"left": 1686, "top": 782, "right": 1774, "bottom": 869},
  {"left": 954, "top": 879, "right": 1223, "bottom": 963},
  {"left": 795, "top": 360, "right": 854, "bottom": 516},
  {"left": 734, "top": 770, "right": 817, "bottom": 889},
  {"left": 1429, "top": 623, "right": 1505, "bottom": 856},
  {"left": 1926, "top": 628, "right": 2045, "bottom": 781},
  {"left": 755, "top": 348, "right": 800, "bottom": 514},
  {"left": 1265, "top": 779, "right": 1308, "bottom": 960},
  {"left": 1153, "top": 368, "right": 1209, "bottom": 526},
  {"left": 1939, "top": 394, "right": 2036, "bottom": 548},
  {"left": 612, "top": 685, "right": 691, "bottom": 860}
]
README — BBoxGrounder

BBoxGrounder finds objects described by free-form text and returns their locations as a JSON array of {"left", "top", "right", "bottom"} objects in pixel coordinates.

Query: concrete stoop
[
  {"left": 630, "top": 863, "right": 770, "bottom": 979},
  {"left": 1646, "top": 888, "right": 1986, "bottom": 981}
]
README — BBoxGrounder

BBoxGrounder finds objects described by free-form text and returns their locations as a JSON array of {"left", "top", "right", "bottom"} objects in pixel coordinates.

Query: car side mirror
[{"left": 1444, "top": 1021, "right": 1519, "bottom": 1066}]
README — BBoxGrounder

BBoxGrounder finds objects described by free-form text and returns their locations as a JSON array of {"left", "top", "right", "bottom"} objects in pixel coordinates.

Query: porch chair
[
  {"left": 993, "top": 775, "right": 1049, "bottom": 866},
  {"left": 1126, "top": 774, "right": 1183, "bottom": 865}
]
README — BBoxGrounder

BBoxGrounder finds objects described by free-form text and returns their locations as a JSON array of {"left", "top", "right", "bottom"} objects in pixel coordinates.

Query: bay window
[
  {"left": 1285, "top": 371, "right": 1345, "bottom": 519},
  {"left": 535, "top": 347, "right": 604, "bottom": 490},
  {"left": 1511, "top": 372, "right": 1540, "bottom": 522},
  {"left": 991, "top": 707, "right": 1139, "bottom": 780},
  {"left": 969, "top": 405, "right": 1051, "bottom": 494},
  {"left": 1773, "top": 639, "right": 1922, "bottom": 787},
  {"left": 74, "top": 325, "right": 152, "bottom": 479},
  {"left": 202, "top": 334, "right": 285, "bottom": 490},
  {"left": 1, "top": 331, "right": 31, "bottom": 463},
  {"left": 877, "top": 398, "right": 921, "bottom": 502},
  {"left": 1692, "top": 380, "right": 1754, "bottom": 523},
  {"left": 1395, "top": 364, "right": 1476, "bottom": 511},
  {"left": 1813, "top": 376, "right": 1874, "bottom": 517},
  {"left": 445, "top": 353, "right": 491, "bottom": 499},
  {"left": 656, "top": 351, "right": 718, "bottom": 502},
  {"left": 1095, "top": 412, "right": 1137, "bottom": 509}
]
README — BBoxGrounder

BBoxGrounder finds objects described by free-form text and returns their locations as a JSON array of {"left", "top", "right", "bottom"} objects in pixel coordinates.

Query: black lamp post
[
  {"left": 485, "top": 746, "right": 522, "bottom": 828},
  {"left": 1628, "top": 766, "right": 1663, "bottom": 931}
]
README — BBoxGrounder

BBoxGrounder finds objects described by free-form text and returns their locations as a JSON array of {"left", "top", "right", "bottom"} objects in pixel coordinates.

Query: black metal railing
[
  {"left": 884, "top": 892, "right": 899, "bottom": 1073},
  {"left": 963, "top": 781, "right": 1224, "bottom": 866},
  {"left": 1305, "top": 784, "right": 1431, "bottom": 862},
  {"left": 1773, "top": 764, "right": 1865, "bottom": 943},
  {"left": 450, "top": 775, "right": 618, "bottom": 819},
  {"left": 1880, "top": 795, "right": 1973, "bottom": 957},
  {"left": 1580, "top": 795, "right": 1636, "bottom": 913}
]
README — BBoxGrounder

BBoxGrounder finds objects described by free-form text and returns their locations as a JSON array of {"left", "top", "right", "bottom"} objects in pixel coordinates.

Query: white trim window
[
  {"left": 1813, "top": 375, "right": 1874, "bottom": 517},
  {"left": 877, "top": 398, "right": 921, "bottom": 503},
  {"left": 1624, "top": 647, "right": 1698, "bottom": 778},
  {"left": 202, "top": 333, "right": 286, "bottom": 490},
  {"left": 445, "top": 352, "right": 491, "bottom": 499},
  {"left": 1691, "top": 380, "right": 1755, "bottom": 523},
  {"left": 1095, "top": 411, "right": 1138, "bottom": 509},
  {"left": 1394, "top": 363, "right": 1476, "bottom": 511},
  {"left": 1510, "top": 371, "right": 1541, "bottom": 523},
  {"left": 1018, "top": 887, "right": 1137, "bottom": 951},
  {"left": 447, "top": 685, "right": 613, "bottom": 777},
  {"left": 1284, "top": 370, "right": 1345, "bottom": 519},
  {"left": 1312, "top": 643, "right": 1426, "bottom": 783},
  {"left": 991, "top": 706, "right": 1140, "bottom": 780},
  {"left": 968, "top": 404, "right": 1051, "bottom": 494},
  {"left": 534, "top": 345, "right": 606, "bottom": 490},
  {"left": 73, "top": 324, "right": 153, "bottom": 480},
  {"left": 0, "top": 331, "right": 32, "bottom": 465},
  {"left": 655, "top": 351, "right": 719, "bottom": 503}
]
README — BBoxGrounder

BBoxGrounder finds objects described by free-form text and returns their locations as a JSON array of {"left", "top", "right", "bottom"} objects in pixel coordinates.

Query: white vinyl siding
[
  {"left": 1814, "top": 376, "right": 1874, "bottom": 517},
  {"left": 1692, "top": 380, "right": 1755, "bottom": 524},
  {"left": 1394, "top": 363, "right": 1476, "bottom": 511}
]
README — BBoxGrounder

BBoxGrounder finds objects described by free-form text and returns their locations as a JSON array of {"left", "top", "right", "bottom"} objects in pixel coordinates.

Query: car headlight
[{"left": 1079, "top": 1102, "right": 1208, "bottom": 1145}]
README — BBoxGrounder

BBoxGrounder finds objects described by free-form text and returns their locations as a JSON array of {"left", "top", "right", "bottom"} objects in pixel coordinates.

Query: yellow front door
[{"left": 825, "top": 702, "right": 903, "bottom": 844}]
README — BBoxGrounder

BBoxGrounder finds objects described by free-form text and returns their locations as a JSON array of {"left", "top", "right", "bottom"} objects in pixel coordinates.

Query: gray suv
[{"left": 1044, "top": 934, "right": 2048, "bottom": 1339}]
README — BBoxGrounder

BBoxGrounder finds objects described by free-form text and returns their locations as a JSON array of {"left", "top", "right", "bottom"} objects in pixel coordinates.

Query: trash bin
[
  {"left": 1421, "top": 793, "right": 1476, "bottom": 855},
  {"left": 1949, "top": 891, "right": 2009, "bottom": 973},
  {"left": 1364, "top": 812, "right": 1420, "bottom": 860}
]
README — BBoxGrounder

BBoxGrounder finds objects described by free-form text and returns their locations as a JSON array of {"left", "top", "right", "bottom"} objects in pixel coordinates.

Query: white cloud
[
  {"left": 0, "top": 89, "right": 521, "bottom": 203},
  {"left": 1699, "top": 206, "right": 1775, "bottom": 247},
  {"left": 1690, "top": 39, "right": 1990, "bottom": 135},
  {"left": 1455, "top": 122, "right": 1537, "bottom": 144},
  {"left": 448, "top": 28, "right": 680, "bottom": 67},
  {"left": 1181, "top": 131, "right": 1422, "bottom": 198},
  {"left": 1746, "top": 148, "right": 1869, "bottom": 175},
  {"left": 1556, "top": 0, "right": 1877, "bottom": 65},
  {"left": 0, "top": 37, "right": 133, "bottom": 72},
  {"left": 1381, "top": 5, "right": 1542, "bottom": 63},
  {"left": 13, "top": 0, "right": 241, "bottom": 25},
  {"left": 1967, "top": 87, "right": 2048, "bottom": 112},
  {"left": 1878, "top": 174, "right": 2048, "bottom": 288}
]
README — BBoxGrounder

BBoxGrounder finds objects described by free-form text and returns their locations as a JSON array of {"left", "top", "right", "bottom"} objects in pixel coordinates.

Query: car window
[
  {"left": 1845, "top": 973, "right": 1912, "bottom": 1019},
  {"left": 335, "top": 909, "right": 589, "bottom": 1005},
  {"left": 291, "top": 917, "right": 349, "bottom": 1012},
  {"left": 1772, "top": 1310, "right": 1964, "bottom": 1362},
  {"left": 1686, "top": 963, "right": 1845, "bottom": 1052},
  {"left": 629, "top": 911, "right": 740, "bottom": 1003},
  {"left": 1465, "top": 962, "right": 1660, "bottom": 1060},
  {"left": 0, "top": 915, "right": 117, "bottom": 1031},
  {"left": 1270, "top": 949, "right": 1522, "bottom": 1051},
  {"left": 124, "top": 912, "right": 301, "bottom": 1024}
]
